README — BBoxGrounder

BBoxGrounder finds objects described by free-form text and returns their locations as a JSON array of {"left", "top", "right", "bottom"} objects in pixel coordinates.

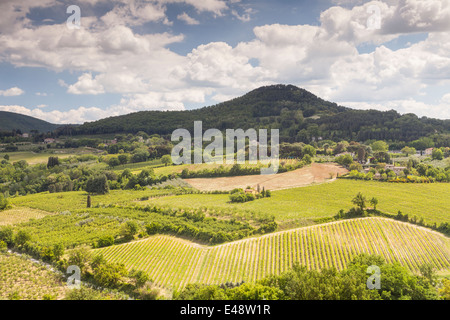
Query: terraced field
[{"left": 95, "top": 217, "right": 450, "bottom": 291}]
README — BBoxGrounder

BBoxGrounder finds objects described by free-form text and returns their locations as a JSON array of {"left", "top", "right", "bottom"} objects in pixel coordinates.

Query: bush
[
  {"left": 0, "top": 194, "right": 10, "bottom": 211},
  {"left": 97, "top": 235, "right": 114, "bottom": 248}
]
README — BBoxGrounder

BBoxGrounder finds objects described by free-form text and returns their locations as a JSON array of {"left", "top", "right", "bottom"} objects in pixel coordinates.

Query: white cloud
[
  {"left": 1, "top": 0, "right": 450, "bottom": 121},
  {"left": 177, "top": 12, "right": 200, "bottom": 25},
  {"left": 231, "top": 9, "right": 252, "bottom": 22},
  {"left": 0, "top": 87, "right": 25, "bottom": 96},
  {"left": 343, "top": 99, "right": 450, "bottom": 119},
  {"left": 67, "top": 73, "right": 105, "bottom": 95},
  {"left": 35, "top": 92, "right": 48, "bottom": 96}
]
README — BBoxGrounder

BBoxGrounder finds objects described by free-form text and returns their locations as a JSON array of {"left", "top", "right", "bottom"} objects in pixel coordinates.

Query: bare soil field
[{"left": 183, "top": 163, "right": 348, "bottom": 191}]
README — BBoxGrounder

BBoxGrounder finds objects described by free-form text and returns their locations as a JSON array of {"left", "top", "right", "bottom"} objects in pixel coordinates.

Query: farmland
[
  {"left": 0, "top": 208, "right": 55, "bottom": 226},
  {"left": 0, "top": 251, "right": 68, "bottom": 300},
  {"left": 143, "top": 179, "right": 450, "bottom": 227},
  {"left": 94, "top": 218, "right": 450, "bottom": 291}
]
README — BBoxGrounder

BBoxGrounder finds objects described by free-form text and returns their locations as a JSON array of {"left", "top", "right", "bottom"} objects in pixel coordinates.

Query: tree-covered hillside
[
  {"left": 61, "top": 84, "right": 450, "bottom": 144},
  {"left": 0, "top": 111, "right": 60, "bottom": 133}
]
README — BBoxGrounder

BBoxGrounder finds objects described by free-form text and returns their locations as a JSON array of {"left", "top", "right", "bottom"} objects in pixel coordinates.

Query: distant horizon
[{"left": 1, "top": 0, "right": 450, "bottom": 123}]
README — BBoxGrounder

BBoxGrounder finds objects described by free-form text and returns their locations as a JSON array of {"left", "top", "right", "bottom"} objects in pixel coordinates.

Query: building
[
  {"left": 424, "top": 148, "right": 434, "bottom": 155},
  {"left": 44, "top": 138, "right": 55, "bottom": 144}
]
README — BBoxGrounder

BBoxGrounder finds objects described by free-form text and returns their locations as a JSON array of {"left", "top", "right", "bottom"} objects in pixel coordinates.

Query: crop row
[{"left": 94, "top": 218, "right": 450, "bottom": 291}]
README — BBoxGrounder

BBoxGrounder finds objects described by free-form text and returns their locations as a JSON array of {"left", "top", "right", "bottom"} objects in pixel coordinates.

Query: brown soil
[{"left": 183, "top": 163, "right": 348, "bottom": 191}]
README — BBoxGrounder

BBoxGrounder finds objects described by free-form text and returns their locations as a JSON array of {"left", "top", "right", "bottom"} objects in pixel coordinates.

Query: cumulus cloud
[
  {"left": 0, "top": 87, "right": 25, "bottom": 96},
  {"left": 1, "top": 0, "right": 450, "bottom": 121},
  {"left": 177, "top": 12, "right": 200, "bottom": 25},
  {"left": 67, "top": 73, "right": 105, "bottom": 95}
]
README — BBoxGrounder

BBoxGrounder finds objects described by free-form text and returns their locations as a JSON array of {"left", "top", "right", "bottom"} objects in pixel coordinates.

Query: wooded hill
[
  {"left": 55, "top": 84, "right": 449, "bottom": 144},
  {"left": 0, "top": 111, "right": 60, "bottom": 133}
]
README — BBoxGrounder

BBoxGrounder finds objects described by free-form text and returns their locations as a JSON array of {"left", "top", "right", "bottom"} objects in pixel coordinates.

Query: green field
[
  {"left": 143, "top": 179, "right": 450, "bottom": 227},
  {"left": 0, "top": 148, "right": 99, "bottom": 164},
  {"left": 95, "top": 218, "right": 450, "bottom": 291},
  {"left": 10, "top": 179, "right": 450, "bottom": 230},
  {"left": 0, "top": 208, "right": 55, "bottom": 226}
]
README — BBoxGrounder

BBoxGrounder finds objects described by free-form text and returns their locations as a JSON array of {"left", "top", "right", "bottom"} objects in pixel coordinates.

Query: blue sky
[{"left": 0, "top": 0, "right": 450, "bottom": 124}]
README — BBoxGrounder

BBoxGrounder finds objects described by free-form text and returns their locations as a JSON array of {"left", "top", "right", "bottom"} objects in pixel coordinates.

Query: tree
[
  {"left": 370, "top": 197, "right": 378, "bottom": 211},
  {"left": 0, "top": 226, "right": 14, "bottom": 245},
  {"left": 85, "top": 175, "right": 109, "bottom": 194},
  {"left": 47, "top": 156, "right": 59, "bottom": 168},
  {"left": 3, "top": 154, "right": 9, "bottom": 161},
  {"left": 87, "top": 195, "right": 91, "bottom": 208},
  {"left": 68, "top": 247, "right": 92, "bottom": 273},
  {"left": 439, "top": 278, "right": 450, "bottom": 300},
  {"left": 118, "top": 154, "right": 129, "bottom": 165},
  {"left": 14, "top": 230, "right": 32, "bottom": 247},
  {"left": 335, "top": 154, "right": 353, "bottom": 167},
  {"left": 108, "top": 157, "right": 120, "bottom": 168},
  {"left": 352, "top": 192, "right": 366, "bottom": 212},
  {"left": 0, "top": 194, "right": 10, "bottom": 211},
  {"left": 357, "top": 147, "right": 366, "bottom": 163},
  {"left": 129, "top": 269, "right": 150, "bottom": 288},
  {"left": 161, "top": 154, "right": 173, "bottom": 166},
  {"left": 302, "top": 145, "right": 316, "bottom": 157},
  {"left": 432, "top": 148, "right": 443, "bottom": 160},
  {"left": 52, "top": 243, "right": 65, "bottom": 261},
  {"left": 121, "top": 220, "right": 139, "bottom": 240},
  {"left": 371, "top": 141, "right": 389, "bottom": 153},
  {"left": 418, "top": 263, "right": 437, "bottom": 285},
  {"left": 92, "top": 261, "right": 128, "bottom": 288},
  {"left": 401, "top": 146, "right": 416, "bottom": 156}
]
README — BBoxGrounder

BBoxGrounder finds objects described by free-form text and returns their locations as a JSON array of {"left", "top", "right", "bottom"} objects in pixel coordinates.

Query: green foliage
[
  {"left": 108, "top": 157, "right": 120, "bottom": 168},
  {"left": 335, "top": 154, "right": 354, "bottom": 167},
  {"left": 229, "top": 191, "right": 255, "bottom": 203},
  {"left": 351, "top": 192, "right": 366, "bottom": 212},
  {"left": 0, "top": 226, "right": 14, "bottom": 245},
  {"left": 120, "top": 220, "right": 139, "bottom": 240},
  {"left": 432, "top": 148, "right": 444, "bottom": 160},
  {"left": 161, "top": 154, "right": 172, "bottom": 166},
  {"left": 85, "top": 175, "right": 109, "bottom": 194},
  {"left": 0, "top": 194, "right": 11, "bottom": 211},
  {"left": 68, "top": 247, "right": 92, "bottom": 274},
  {"left": 14, "top": 230, "right": 32, "bottom": 247},
  {"left": 176, "top": 254, "right": 440, "bottom": 300},
  {"left": 96, "top": 235, "right": 114, "bottom": 248},
  {"left": 92, "top": 260, "right": 128, "bottom": 288},
  {"left": 129, "top": 269, "right": 150, "bottom": 288},
  {"left": 47, "top": 156, "right": 60, "bottom": 168}
]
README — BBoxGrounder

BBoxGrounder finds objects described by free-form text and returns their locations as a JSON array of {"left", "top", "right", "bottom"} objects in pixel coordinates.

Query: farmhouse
[{"left": 43, "top": 138, "right": 55, "bottom": 144}]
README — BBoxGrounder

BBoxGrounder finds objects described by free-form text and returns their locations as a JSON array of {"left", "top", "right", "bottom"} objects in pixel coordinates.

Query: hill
[
  {"left": 95, "top": 217, "right": 450, "bottom": 291},
  {"left": 65, "top": 84, "right": 450, "bottom": 144},
  {"left": 0, "top": 111, "right": 60, "bottom": 133}
]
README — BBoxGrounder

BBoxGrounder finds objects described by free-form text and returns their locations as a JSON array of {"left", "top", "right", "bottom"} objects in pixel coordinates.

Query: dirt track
[{"left": 183, "top": 163, "right": 348, "bottom": 191}]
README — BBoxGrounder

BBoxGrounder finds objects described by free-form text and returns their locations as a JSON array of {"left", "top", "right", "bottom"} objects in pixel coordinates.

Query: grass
[
  {"left": 0, "top": 208, "right": 55, "bottom": 226},
  {"left": 142, "top": 179, "right": 450, "bottom": 228},
  {"left": 9, "top": 189, "right": 176, "bottom": 213},
  {"left": 94, "top": 217, "right": 450, "bottom": 291},
  {"left": 10, "top": 179, "right": 450, "bottom": 230},
  {"left": 0, "top": 148, "right": 99, "bottom": 165}
]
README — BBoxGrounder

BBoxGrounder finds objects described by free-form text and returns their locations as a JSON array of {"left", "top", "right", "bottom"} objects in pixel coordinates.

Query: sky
[{"left": 0, "top": 0, "right": 449, "bottom": 124}]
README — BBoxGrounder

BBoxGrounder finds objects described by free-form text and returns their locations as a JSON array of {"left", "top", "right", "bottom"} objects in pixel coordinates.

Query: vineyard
[{"left": 95, "top": 217, "right": 450, "bottom": 291}]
